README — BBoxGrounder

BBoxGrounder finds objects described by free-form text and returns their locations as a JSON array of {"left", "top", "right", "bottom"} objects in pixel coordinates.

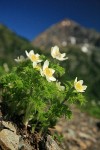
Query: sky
[{"left": 0, "top": 0, "right": 100, "bottom": 41}]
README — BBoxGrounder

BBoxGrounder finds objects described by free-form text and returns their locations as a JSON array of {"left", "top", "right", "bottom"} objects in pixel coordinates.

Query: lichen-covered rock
[
  {"left": 0, "top": 129, "right": 19, "bottom": 150},
  {"left": 0, "top": 121, "right": 16, "bottom": 133},
  {"left": 46, "top": 135, "right": 61, "bottom": 150}
]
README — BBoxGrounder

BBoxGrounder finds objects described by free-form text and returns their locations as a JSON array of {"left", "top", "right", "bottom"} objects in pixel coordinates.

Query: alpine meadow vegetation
[{"left": 0, "top": 46, "right": 87, "bottom": 135}]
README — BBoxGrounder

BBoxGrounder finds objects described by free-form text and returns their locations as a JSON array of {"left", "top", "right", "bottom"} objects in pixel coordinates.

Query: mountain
[
  {"left": 0, "top": 24, "right": 34, "bottom": 66},
  {"left": 32, "top": 19, "right": 100, "bottom": 50}
]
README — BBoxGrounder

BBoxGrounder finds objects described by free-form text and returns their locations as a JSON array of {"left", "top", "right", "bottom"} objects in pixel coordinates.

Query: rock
[
  {"left": 46, "top": 135, "right": 62, "bottom": 150},
  {"left": 18, "top": 136, "right": 34, "bottom": 150},
  {"left": 85, "top": 140, "right": 92, "bottom": 147},
  {"left": 54, "top": 125, "right": 63, "bottom": 133},
  {"left": 76, "top": 139, "right": 87, "bottom": 149},
  {"left": 68, "top": 146, "right": 79, "bottom": 150},
  {"left": 0, "top": 129, "right": 19, "bottom": 150},
  {"left": 92, "top": 127, "right": 97, "bottom": 133},
  {"left": 67, "top": 129, "right": 75, "bottom": 137},
  {"left": 48, "top": 128, "right": 57, "bottom": 135},
  {"left": 0, "top": 121, "right": 16, "bottom": 133},
  {"left": 78, "top": 132, "right": 96, "bottom": 142}
]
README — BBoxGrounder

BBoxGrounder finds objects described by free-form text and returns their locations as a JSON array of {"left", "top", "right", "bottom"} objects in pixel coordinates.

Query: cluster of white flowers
[
  {"left": 25, "top": 46, "right": 68, "bottom": 83},
  {"left": 15, "top": 46, "right": 87, "bottom": 92}
]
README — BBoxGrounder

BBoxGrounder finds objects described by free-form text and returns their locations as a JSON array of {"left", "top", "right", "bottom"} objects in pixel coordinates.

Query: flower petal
[
  {"left": 56, "top": 82, "right": 65, "bottom": 91},
  {"left": 33, "top": 62, "right": 37, "bottom": 68},
  {"left": 75, "top": 77, "right": 78, "bottom": 83},
  {"left": 25, "top": 50, "right": 29, "bottom": 57},
  {"left": 50, "top": 69, "right": 55, "bottom": 74},
  {"left": 79, "top": 80, "right": 83, "bottom": 85},
  {"left": 36, "top": 53, "right": 40, "bottom": 57},
  {"left": 61, "top": 53, "right": 66, "bottom": 57},
  {"left": 82, "top": 85, "right": 87, "bottom": 90},
  {"left": 46, "top": 77, "right": 51, "bottom": 82},
  {"left": 51, "top": 46, "right": 60, "bottom": 58},
  {"left": 49, "top": 76, "right": 56, "bottom": 81},
  {"left": 40, "top": 69, "right": 44, "bottom": 76},
  {"left": 29, "top": 50, "right": 34, "bottom": 55},
  {"left": 37, "top": 59, "right": 43, "bottom": 63},
  {"left": 56, "top": 56, "right": 68, "bottom": 61},
  {"left": 51, "top": 46, "right": 59, "bottom": 53},
  {"left": 43, "top": 60, "right": 49, "bottom": 70}
]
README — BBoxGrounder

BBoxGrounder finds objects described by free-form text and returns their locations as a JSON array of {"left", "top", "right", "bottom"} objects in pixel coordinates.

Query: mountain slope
[
  {"left": 32, "top": 19, "right": 100, "bottom": 50},
  {"left": 0, "top": 24, "right": 34, "bottom": 65}
]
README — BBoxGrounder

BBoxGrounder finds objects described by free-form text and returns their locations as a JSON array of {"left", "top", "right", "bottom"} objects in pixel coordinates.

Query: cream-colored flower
[
  {"left": 33, "top": 62, "right": 41, "bottom": 71},
  {"left": 14, "top": 55, "right": 25, "bottom": 63},
  {"left": 8, "top": 83, "right": 13, "bottom": 88},
  {"left": 25, "top": 50, "right": 42, "bottom": 66},
  {"left": 56, "top": 81, "right": 65, "bottom": 91},
  {"left": 41, "top": 60, "right": 56, "bottom": 82},
  {"left": 51, "top": 46, "right": 68, "bottom": 61},
  {"left": 3, "top": 63, "right": 9, "bottom": 72},
  {"left": 74, "top": 77, "right": 87, "bottom": 92}
]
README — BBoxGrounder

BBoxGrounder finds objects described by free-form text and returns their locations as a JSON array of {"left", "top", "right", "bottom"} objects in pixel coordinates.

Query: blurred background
[
  {"left": 0, "top": 0, "right": 100, "bottom": 117},
  {"left": 0, "top": 0, "right": 100, "bottom": 149}
]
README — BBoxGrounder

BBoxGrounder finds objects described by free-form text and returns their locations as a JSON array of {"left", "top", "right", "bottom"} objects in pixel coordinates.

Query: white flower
[
  {"left": 56, "top": 82, "right": 65, "bottom": 91},
  {"left": 41, "top": 60, "right": 56, "bottom": 82},
  {"left": 14, "top": 55, "right": 25, "bottom": 63},
  {"left": 8, "top": 83, "right": 13, "bottom": 88},
  {"left": 3, "top": 63, "right": 9, "bottom": 72},
  {"left": 51, "top": 46, "right": 68, "bottom": 61},
  {"left": 25, "top": 50, "right": 42, "bottom": 66},
  {"left": 74, "top": 77, "right": 87, "bottom": 92},
  {"left": 32, "top": 62, "right": 41, "bottom": 71}
]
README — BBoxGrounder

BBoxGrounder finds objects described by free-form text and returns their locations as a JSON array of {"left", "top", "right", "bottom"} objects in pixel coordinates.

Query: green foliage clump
[{"left": 0, "top": 50, "right": 86, "bottom": 135}]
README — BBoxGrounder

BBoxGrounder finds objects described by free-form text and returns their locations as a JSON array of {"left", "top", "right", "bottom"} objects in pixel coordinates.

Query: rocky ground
[
  {"left": 54, "top": 105, "right": 100, "bottom": 150},
  {"left": 0, "top": 105, "right": 100, "bottom": 150}
]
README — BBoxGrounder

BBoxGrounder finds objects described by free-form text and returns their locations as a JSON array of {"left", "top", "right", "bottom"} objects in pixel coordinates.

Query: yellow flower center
[
  {"left": 30, "top": 54, "right": 39, "bottom": 61},
  {"left": 44, "top": 68, "right": 53, "bottom": 77},
  {"left": 75, "top": 82, "right": 83, "bottom": 91},
  {"left": 55, "top": 51, "right": 61, "bottom": 57}
]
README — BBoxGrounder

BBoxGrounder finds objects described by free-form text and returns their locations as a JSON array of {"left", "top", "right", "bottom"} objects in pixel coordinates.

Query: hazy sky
[{"left": 0, "top": 0, "right": 100, "bottom": 40}]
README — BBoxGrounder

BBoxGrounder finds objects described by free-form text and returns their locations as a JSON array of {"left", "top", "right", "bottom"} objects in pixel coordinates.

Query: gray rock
[
  {"left": 46, "top": 135, "right": 62, "bottom": 150},
  {"left": 0, "top": 129, "right": 19, "bottom": 150},
  {"left": 0, "top": 121, "right": 16, "bottom": 133},
  {"left": 78, "top": 132, "right": 96, "bottom": 142}
]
